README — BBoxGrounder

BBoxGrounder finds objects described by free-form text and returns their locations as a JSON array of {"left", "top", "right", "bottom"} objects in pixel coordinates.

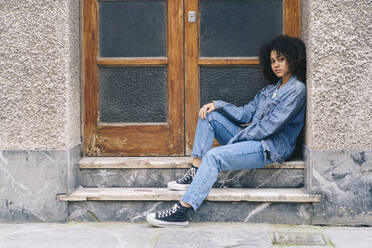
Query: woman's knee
[
  {"left": 206, "top": 111, "right": 223, "bottom": 123},
  {"left": 203, "top": 148, "right": 222, "bottom": 171},
  {"left": 206, "top": 112, "right": 229, "bottom": 131}
]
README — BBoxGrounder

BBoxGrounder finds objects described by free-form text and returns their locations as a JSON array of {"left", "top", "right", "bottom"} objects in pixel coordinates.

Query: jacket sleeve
[
  {"left": 212, "top": 88, "right": 264, "bottom": 124},
  {"left": 228, "top": 84, "right": 306, "bottom": 143}
]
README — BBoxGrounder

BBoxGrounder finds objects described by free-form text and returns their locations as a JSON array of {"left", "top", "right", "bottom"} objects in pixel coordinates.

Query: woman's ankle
[
  {"left": 180, "top": 201, "right": 192, "bottom": 208},
  {"left": 191, "top": 164, "right": 200, "bottom": 169},
  {"left": 192, "top": 157, "right": 202, "bottom": 168}
]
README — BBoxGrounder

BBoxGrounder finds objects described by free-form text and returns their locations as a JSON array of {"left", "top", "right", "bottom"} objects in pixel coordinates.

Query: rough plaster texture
[
  {"left": 301, "top": 0, "right": 372, "bottom": 150},
  {"left": 0, "top": 0, "right": 81, "bottom": 150},
  {"left": 1, "top": 0, "right": 370, "bottom": 151},
  {"left": 301, "top": 0, "right": 372, "bottom": 226}
]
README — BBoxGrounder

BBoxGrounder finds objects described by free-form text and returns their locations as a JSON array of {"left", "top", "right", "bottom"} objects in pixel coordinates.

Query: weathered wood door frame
[
  {"left": 184, "top": 0, "right": 300, "bottom": 154},
  {"left": 83, "top": 0, "right": 184, "bottom": 156}
]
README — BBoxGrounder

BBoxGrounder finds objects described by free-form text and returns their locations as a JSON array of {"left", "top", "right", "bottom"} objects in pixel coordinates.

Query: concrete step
[
  {"left": 59, "top": 187, "right": 321, "bottom": 224},
  {"left": 79, "top": 157, "right": 305, "bottom": 188}
]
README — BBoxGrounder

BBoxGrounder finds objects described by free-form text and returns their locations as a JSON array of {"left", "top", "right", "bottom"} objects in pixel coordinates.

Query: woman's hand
[{"left": 199, "top": 102, "right": 216, "bottom": 119}]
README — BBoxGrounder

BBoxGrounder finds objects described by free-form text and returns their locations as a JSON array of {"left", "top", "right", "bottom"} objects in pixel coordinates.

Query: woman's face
[{"left": 270, "top": 50, "right": 291, "bottom": 80}]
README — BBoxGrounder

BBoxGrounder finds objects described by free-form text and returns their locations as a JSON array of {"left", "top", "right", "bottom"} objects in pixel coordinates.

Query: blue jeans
[{"left": 181, "top": 111, "right": 266, "bottom": 211}]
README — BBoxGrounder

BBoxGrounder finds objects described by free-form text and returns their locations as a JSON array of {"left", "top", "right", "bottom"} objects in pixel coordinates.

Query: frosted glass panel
[
  {"left": 99, "top": 67, "right": 167, "bottom": 122},
  {"left": 99, "top": 1, "right": 166, "bottom": 57},
  {"left": 200, "top": 0, "right": 283, "bottom": 56},
  {"left": 200, "top": 66, "right": 269, "bottom": 106}
]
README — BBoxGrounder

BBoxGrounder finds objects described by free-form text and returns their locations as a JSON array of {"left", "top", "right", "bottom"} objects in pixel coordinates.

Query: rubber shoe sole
[
  {"left": 146, "top": 213, "right": 189, "bottom": 228},
  {"left": 167, "top": 181, "right": 190, "bottom": 191}
]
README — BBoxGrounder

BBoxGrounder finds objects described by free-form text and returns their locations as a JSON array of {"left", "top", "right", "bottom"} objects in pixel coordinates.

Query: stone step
[
  {"left": 60, "top": 187, "right": 321, "bottom": 224},
  {"left": 67, "top": 200, "right": 315, "bottom": 224},
  {"left": 58, "top": 187, "right": 320, "bottom": 202},
  {"left": 79, "top": 157, "right": 305, "bottom": 169},
  {"left": 79, "top": 157, "right": 305, "bottom": 188}
]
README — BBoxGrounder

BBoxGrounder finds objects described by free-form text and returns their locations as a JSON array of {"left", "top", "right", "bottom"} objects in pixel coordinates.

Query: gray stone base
[
  {"left": 80, "top": 168, "right": 304, "bottom": 188},
  {"left": 305, "top": 147, "right": 372, "bottom": 226},
  {"left": 68, "top": 201, "right": 313, "bottom": 224},
  {"left": 0, "top": 145, "right": 81, "bottom": 223}
]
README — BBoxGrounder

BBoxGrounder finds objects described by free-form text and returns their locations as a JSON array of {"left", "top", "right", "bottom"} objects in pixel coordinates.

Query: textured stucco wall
[
  {"left": 302, "top": 0, "right": 372, "bottom": 226},
  {"left": 301, "top": 0, "right": 372, "bottom": 150},
  {"left": 0, "top": 0, "right": 81, "bottom": 150}
]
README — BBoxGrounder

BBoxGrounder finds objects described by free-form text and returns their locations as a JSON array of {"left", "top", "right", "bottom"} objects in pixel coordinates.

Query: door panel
[
  {"left": 98, "top": 66, "right": 167, "bottom": 123},
  {"left": 99, "top": 1, "right": 166, "bottom": 57},
  {"left": 199, "top": 66, "right": 267, "bottom": 107},
  {"left": 83, "top": 0, "right": 184, "bottom": 156},
  {"left": 200, "top": 0, "right": 283, "bottom": 57}
]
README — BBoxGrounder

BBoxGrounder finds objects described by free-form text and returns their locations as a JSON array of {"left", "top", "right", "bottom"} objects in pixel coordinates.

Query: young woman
[{"left": 147, "top": 35, "right": 307, "bottom": 227}]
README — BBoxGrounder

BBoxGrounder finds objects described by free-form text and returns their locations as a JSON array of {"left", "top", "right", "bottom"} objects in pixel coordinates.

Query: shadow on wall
[{"left": 289, "top": 127, "right": 305, "bottom": 161}]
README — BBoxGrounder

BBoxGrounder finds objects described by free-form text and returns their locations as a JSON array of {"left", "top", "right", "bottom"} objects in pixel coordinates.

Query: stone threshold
[
  {"left": 58, "top": 187, "right": 320, "bottom": 203},
  {"left": 79, "top": 157, "right": 305, "bottom": 169}
]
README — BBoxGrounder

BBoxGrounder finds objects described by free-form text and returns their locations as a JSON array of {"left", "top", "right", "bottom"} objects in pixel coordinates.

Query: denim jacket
[{"left": 213, "top": 75, "right": 306, "bottom": 165}]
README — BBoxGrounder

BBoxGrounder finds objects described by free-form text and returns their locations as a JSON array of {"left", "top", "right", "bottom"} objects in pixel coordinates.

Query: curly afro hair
[{"left": 259, "top": 35, "right": 306, "bottom": 84}]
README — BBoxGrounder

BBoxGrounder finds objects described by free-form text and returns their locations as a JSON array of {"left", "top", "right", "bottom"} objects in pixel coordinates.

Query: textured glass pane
[
  {"left": 200, "top": 66, "right": 269, "bottom": 107},
  {"left": 99, "top": 1, "right": 166, "bottom": 57},
  {"left": 200, "top": 0, "right": 283, "bottom": 57},
  {"left": 99, "top": 67, "right": 167, "bottom": 122}
]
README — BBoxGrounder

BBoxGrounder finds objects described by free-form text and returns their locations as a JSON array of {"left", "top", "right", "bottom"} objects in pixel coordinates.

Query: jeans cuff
[
  {"left": 191, "top": 154, "right": 203, "bottom": 159},
  {"left": 181, "top": 196, "right": 198, "bottom": 212}
]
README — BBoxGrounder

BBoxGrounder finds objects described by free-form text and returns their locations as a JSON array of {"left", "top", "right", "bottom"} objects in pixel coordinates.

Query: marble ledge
[
  {"left": 0, "top": 146, "right": 81, "bottom": 222},
  {"left": 305, "top": 148, "right": 372, "bottom": 225},
  {"left": 68, "top": 201, "right": 313, "bottom": 224},
  {"left": 79, "top": 167, "right": 304, "bottom": 188}
]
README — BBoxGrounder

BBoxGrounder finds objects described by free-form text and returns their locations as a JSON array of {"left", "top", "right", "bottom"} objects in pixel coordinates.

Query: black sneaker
[
  {"left": 167, "top": 165, "right": 198, "bottom": 191},
  {"left": 146, "top": 202, "right": 190, "bottom": 228}
]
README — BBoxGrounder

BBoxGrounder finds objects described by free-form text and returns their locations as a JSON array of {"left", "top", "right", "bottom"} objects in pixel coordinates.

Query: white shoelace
[
  {"left": 158, "top": 204, "right": 180, "bottom": 218},
  {"left": 178, "top": 167, "right": 196, "bottom": 183}
]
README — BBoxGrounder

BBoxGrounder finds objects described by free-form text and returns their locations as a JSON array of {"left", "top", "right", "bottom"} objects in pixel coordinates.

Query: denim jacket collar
[{"left": 275, "top": 75, "right": 298, "bottom": 92}]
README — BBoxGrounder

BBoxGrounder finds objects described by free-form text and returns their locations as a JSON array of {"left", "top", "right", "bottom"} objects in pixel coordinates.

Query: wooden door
[
  {"left": 83, "top": 0, "right": 184, "bottom": 156},
  {"left": 184, "top": 0, "right": 300, "bottom": 154},
  {"left": 83, "top": 0, "right": 300, "bottom": 157}
]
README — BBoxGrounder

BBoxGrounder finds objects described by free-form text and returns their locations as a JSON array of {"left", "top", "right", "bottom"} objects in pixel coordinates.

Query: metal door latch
[{"left": 188, "top": 11, "right": 196, "bottom": 23}]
